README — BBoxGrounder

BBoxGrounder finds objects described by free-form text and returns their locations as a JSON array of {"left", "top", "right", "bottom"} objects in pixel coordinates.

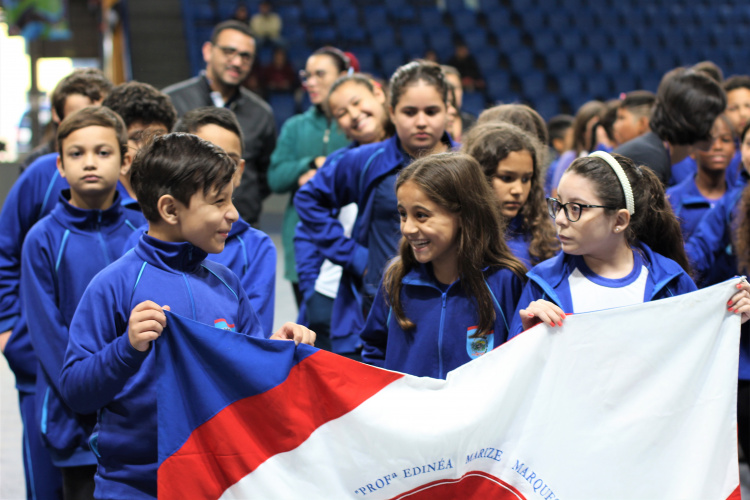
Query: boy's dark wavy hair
[
  {"left": 650, "top": 67, "right": 727, "bottom": 146},
  {"left": 131, "top": 133, "right": 236, "bottom": 222},
  {"left": 102, "top": 81, "right": 177, "bottom": 131}
]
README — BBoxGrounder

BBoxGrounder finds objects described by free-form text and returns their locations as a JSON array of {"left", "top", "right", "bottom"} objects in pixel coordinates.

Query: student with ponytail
[
  {"left": 510, "top": 152, "right": 706, "bottom": 337},
  {"left": 360, "top": 152, "right": 526, "bottom": 379}
]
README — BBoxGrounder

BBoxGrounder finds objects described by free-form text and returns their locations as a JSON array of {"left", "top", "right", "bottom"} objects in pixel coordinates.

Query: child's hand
[
  {"left": 270, "top": 322, "right": 316, "bottom": 346},
  {"left": 128, "top": 301, "right": 170, "bottom": 352},
  {"left": 519, "top": 300, "right": 567, "bottom": 331},
  {"left": 727, "top": 279, "right": 750, "bottom": 324}
]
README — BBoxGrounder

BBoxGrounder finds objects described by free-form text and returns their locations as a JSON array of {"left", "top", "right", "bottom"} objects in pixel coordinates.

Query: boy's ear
[
  {"left": 637, "top": 115, "right": 650, "bottom": 135},
  {"left": 157, "top": 195, "right": 180, "bottom": 226},
  {"left": 56, "top": 155, "right": 66, "bottom": 178},
  {"left": 233, "top": 159, "right": 246, "bottom": 188},
  {"left": 121, "top": 149, "right": 134, "bottom": 178},
  {"left": 374, "top": 85, "right": 386, "bottom": 105}
]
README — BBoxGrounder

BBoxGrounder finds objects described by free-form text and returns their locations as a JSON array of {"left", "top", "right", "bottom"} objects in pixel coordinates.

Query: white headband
[{"left": 588, "top": 151, "right": 635, "bottom": 216}]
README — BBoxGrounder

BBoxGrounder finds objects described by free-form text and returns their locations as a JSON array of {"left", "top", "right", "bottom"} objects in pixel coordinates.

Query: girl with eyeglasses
[{"left": 508, "top": 152, "right": 750, "bottom": 338}]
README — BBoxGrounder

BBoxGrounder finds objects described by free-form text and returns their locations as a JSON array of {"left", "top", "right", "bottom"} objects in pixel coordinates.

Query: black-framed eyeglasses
[
  {"left": 546, "top": 197, "right": 617, "bottom": 222},
  {"left": 215, "top": 45, "right": 253, "bottom": 63}
]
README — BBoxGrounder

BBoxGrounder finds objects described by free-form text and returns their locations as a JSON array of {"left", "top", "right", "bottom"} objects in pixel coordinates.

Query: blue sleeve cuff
[
  {"left": 348, "top": 245, "right": 369, "bottom": 278},
  {"left": 0, "top": 314, "right": 19, "bottom": 333},
  {"left": 115, "top": 333, "right": 150, "bottom": 369}
]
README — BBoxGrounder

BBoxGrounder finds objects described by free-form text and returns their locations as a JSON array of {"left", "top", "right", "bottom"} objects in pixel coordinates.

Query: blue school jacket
[
  {"left": 294, "top": 134, "right": 458, "bottom": 354},
  {"left": 293, "top": 143, "right": 357, "bottom": 325},
  {"left": 122, "top": 219, "right": 276, "bottom": 334},
  {"left": 60, "top": 234, "right": 265, "bottom": 499},
  {"left": 0, "top": 153, "right": 144, "bottom": 392},
  {"left": 505, "top": 215, "right": 532, "bottom": 268},
  {"left": 508, "top": 244, "right": 697, "bottom": 338},
  {"left": 666, "top": 175, "right": 726, "bottom": 241},
  {"left": 21, "top": 191, "right": 138, "bottom": 467},
  {"left": 360, "top": 264, "right": 523, "bottom": 379},
  {"left": 670, "top": 151, "right": 743, "bottom": 188},
  {"left": 685, "top": 182, "right": 746, "bottom": 287}
]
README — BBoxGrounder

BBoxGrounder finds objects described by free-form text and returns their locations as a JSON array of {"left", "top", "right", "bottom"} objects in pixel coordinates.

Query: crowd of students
[{"left": 1, "top": 20, "right": 750, "bottom": 500}]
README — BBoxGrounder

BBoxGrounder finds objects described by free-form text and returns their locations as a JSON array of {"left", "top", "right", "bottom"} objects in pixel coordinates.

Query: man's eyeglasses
[
  {"left": 546, "top": 197, "right": 617, "bottom": 222},
  {"left": 215, "top": 45, "right": 253, "bottom": 63},
  {"left": 298, "top": 69, "right": 328, "bottom": 83}
]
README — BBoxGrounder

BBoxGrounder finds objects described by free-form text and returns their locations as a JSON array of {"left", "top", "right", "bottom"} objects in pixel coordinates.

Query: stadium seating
[{"left": 179, "top": 0, "right": 746, "bottom": 125}]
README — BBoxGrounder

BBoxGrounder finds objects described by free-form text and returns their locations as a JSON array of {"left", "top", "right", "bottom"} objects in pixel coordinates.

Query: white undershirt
[
  {"left": 315, "top": 203, "right": 358, "bottom": 298},
  {"left": 568, "top": 254, "right": 649, "bottom": 314}
]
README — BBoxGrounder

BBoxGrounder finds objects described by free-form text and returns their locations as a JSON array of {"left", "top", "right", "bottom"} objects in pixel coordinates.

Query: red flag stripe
[{"left": 158, "top": 350, "right": 404, "bottom": 499}]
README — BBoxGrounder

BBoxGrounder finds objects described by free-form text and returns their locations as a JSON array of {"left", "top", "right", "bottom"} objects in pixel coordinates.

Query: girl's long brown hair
[
  {"left": 383, "top": 152, "right": 527, "bottom": 337},
  {"left": 462, "top": 122, "right": 559, "bottom": 264}
]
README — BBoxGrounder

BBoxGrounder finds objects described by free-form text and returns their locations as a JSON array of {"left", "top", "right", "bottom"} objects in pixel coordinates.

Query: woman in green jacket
[{"left": 268, "top": 47, "right": 351, "bottom": 306}]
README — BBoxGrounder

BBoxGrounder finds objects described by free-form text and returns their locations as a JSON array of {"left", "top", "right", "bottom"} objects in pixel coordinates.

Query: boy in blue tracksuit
[
  {"left": 101, "top": 81, "right": 177, "bottom": 205},
  {"left": 667, "top": 114, "right": 736, "bottom": 241},
  {"left": 294, "top": 133, "right": 458, "bottom": 355},
  {"left": 0, "top": 68, "right": 114, "bottom": 500},
  {"left": 21, "top": 107, "right": 140, "bottom": 496},
  {"left": 120, "top": 107, "right": 277, "bottom": 332},
  {"left": 59, "top": 133, "right": 314, "bottom": 499}
]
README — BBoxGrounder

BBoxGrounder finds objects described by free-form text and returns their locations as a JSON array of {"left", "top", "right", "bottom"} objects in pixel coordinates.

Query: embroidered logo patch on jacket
[
  {"left": 466, "top": 326, "right": 493, "bottom": 358},
  {"left": 214, "top": 318, "right": 236, "bottom": 331}
]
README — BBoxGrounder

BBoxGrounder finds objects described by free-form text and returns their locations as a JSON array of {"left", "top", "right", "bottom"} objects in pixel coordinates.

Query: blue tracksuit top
[
  {"left": 0, "top": 152, "right": 145, "bottom": 391},
  {"left": 294, "top": 134, "right": 458, "bottom": 353},
  {"left": 505, "top": 215, "right": 532, "bottom": 268},
  {"left": 122, "top": 218, "right": 277, "bottom": 334},
  {"left": 294, "top": 143, "right": 357, "bottom": 325},
  {"left": 670, "top": 150, "right": 743, "bottom": 188},
  {"left": 21, "top": 191, "right": 139, "bottom": 467},
  {"left": 666, "top": 175, "right": 727, "bottom": 241},
  {"left": 685, "top": 177, "right": 747, "bottom": 288},
  {"left": 360, "top": 263, "right": 523, "bottom": 379},
  {"left": 508, "top": 243, "right": 697, "bottom": 338},
  {"left": 60, "top": 234, "right": 265, "bottom": 499}
]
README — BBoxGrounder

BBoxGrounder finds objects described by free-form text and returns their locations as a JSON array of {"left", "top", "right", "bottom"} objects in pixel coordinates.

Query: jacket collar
[
  {"left": 526, "top": 243, "right": 686, "bottom": 303},
  {"left": 135, "top": 233, "right": 207, "bottom": 273},
  {"left": 228, "top": 217, "right": 249, "bottom": 238},
  {"left": 200, "top": 71, "right": 242, "bottom": 107},
  {"left": 51, "top": 190, "right": 124, "bottom": 233},
  {"left": 505, "top": 214, "right": 524, "bottom": 235}
]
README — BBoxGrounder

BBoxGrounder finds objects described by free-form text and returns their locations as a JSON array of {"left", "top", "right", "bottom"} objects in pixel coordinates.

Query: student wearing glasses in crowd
[{"left": 509, "top": 152, "right": 718, "bottom": 338}]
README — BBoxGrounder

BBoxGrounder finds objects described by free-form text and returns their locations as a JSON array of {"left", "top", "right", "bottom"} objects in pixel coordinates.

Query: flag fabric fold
[{"left": 157, "top": 279, "right": 743, "bottom": 500}]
